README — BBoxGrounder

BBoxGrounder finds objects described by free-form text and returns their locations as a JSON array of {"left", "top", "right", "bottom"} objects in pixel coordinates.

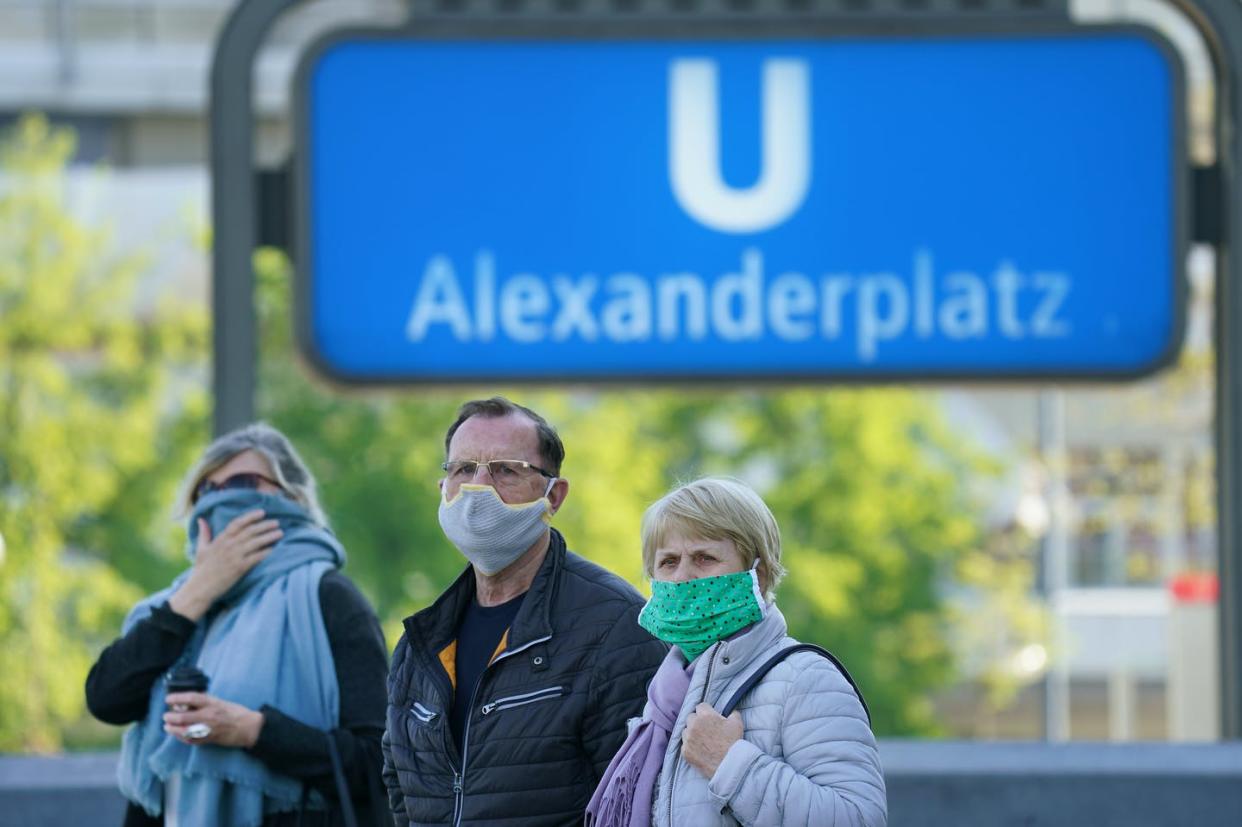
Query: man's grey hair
[
  {"left": 175, "top": 422, "right": 327, "bottom": 526},
  {"left": 444, "top": 396, "right": 565, "bottom": 476}
]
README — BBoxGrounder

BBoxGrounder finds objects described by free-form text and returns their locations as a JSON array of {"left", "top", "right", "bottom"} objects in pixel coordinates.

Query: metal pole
[
  {"left": 49, "top": 0, "right": 77, "bottom": 86},
  {"left": 1108, "top": 668, "right": 1135, "bottom": 741},
  {"left": 209, "top": 0, "right": 298, "bottom": 436},
  {"left": 1040, "top": 388, "right": 1071, "bottom": 741},
  {"left": 1173, "top": 0, "right": 1242, "bottom": 739},
  {"left": 1160, "top": 442, "right": 1185, "bottom": 582}
]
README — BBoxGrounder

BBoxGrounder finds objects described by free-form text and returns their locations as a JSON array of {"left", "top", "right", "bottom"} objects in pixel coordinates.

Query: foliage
[
  {"left": 684, "top": 392, "right": 998, "bottom": 734},
  {"left": 0, "top": 116, "right": 209, "bottom": 752},
  {"left": 252, "top": 250, "right": 463, "bottom": 628}
]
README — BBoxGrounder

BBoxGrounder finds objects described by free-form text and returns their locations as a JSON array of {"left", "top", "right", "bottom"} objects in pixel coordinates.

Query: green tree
[
  {"left": 0, "top": 116, "right": 209, "bottom": 751},
  {"left": 692, "top": 391, "right": 1001, "bottom": 735},
  {"left": 252, "top": 250, "right": 463, "bottom": 634},
  {"left": 551, "top": 389, "right": 1018, "bottom": 735}
]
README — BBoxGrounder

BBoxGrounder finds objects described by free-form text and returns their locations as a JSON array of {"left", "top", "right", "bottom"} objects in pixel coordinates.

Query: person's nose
[
  {"left": 668, "top": 559, "right": 693, "bottom": 583},
  {"left": 470, "top": 463, "right": 494, "bottom": 484}
]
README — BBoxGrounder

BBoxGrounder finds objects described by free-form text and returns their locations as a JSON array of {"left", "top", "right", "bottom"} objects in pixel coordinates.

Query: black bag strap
[
  {"left": 326, "top": 733, "right": 360, "bottom": 827},
  {"left": 719, "top": 644, "right": 871, "bottom": 725}
]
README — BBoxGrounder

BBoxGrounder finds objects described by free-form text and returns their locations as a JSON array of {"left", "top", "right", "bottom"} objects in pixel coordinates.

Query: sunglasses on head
[{"left": 193, "top": 472, "right": 284, "bottom": 504}]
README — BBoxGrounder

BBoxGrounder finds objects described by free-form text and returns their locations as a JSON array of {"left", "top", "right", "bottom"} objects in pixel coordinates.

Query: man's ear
[{"left": 547, "top": 478, "right": 570, "bottom": 515}]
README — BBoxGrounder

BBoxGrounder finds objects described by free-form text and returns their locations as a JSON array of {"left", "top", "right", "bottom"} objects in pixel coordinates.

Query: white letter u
[{"left": 669, "top": 58, "right": 811, "bottom": 234}]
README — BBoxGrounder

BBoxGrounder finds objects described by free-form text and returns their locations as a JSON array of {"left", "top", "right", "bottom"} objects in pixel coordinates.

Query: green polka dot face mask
[{"left": 638, "top": 565, "right": 765, "bottom": 661}]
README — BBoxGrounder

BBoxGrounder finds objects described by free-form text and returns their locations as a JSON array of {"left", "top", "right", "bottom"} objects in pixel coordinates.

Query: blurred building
[
  {"left": 0, "top": 0, "right": 406, "bottom": 165},
  {"left": 935, "top": 250, "right": 1219, "bottom": 741}
]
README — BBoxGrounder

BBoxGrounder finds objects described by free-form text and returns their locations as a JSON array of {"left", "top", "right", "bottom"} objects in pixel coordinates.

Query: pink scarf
[{"left": 586, "top": 651, "right": 693, "bottom": 826}]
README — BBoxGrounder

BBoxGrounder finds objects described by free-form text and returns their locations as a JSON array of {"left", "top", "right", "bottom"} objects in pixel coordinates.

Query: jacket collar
[
  {"left": 402, "top": 528, "right": 565, "bottom": 658},
  {"left": 683, "top": 602, "right": 790, "bottom": 709},
  {"left": 506, "top": 527, "right": 561, "bottom": 650}
]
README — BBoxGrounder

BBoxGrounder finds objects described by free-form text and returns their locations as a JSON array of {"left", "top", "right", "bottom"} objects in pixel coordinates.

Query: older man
[{"left": 383, "top": 397, "right": 666, "bottom": 826}]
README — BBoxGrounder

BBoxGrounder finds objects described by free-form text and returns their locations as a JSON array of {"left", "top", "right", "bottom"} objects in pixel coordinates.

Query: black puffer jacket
[{"left": 382, "top": 529, "right": 667, "bottom": 826}]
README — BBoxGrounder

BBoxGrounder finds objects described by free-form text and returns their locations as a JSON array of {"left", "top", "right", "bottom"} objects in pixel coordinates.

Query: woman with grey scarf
[{"left": 86, "top": 423, "right": 388, "bottom": 827}]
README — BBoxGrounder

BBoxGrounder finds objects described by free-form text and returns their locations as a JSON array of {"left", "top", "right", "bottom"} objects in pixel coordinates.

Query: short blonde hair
[{"left": 641, "top": 477, "right": 786, "bottom": 601}]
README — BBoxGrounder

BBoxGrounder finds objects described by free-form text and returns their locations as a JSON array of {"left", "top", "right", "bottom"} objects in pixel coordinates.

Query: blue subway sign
[{"left": 294, "top": 29, "right": 1185, "bottom": 382}]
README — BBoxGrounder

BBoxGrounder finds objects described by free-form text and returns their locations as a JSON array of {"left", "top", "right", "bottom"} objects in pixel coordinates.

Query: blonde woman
[{"left": 589, "top": 477, "right": 887, "bottom": 827}]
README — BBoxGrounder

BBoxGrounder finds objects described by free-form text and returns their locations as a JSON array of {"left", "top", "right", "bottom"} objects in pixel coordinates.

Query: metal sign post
[
  {"left": 209, "top": 0, "right": 296, "bottom": 436},
  {"left": 1174, "top": 0, "right": 1242, "bottom": 742},
  {"left": 208, "top": 0, "right": 1241, "bottom": 736}
]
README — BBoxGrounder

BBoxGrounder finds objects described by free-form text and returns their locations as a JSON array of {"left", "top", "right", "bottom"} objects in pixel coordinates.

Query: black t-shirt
[{"left": 450, "top": 592, "right": 525, "bottom": 754}]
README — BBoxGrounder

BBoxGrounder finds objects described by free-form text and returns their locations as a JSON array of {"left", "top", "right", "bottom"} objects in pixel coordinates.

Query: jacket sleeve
[
  {"left": 382, "top": 632, "right": 411, "bottom": 824},
  {"left": 246, "top": 572, "right": 388, "bottom": 808},
  {"left": 381, "top": 726, "right": 406, "bottom": 824},
  {"left": 581, "top": 601, "right": 669, "bottom": 780},
  {"left": 705, "top": 655, "right": 888, "bottom": 827},
  {"left": 84, "top": 602, "right": 197, "bottom": 725}
]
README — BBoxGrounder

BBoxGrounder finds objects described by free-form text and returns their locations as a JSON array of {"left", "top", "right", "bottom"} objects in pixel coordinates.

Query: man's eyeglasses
[
  {"left": 441, "top": 459, "right": 556, "bottom": 487},
  {"left": 193, "top": 472, "right": 285, "bottom": 504}
]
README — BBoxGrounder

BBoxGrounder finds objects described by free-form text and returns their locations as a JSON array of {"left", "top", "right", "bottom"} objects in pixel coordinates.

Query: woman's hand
[
  {"left": 163, "top": 692, "right": 265, "bottom": 749},
  {"left": 681, "top": 703, "right": 744, "bottom": 779},
  {"left": 168, "top": 511, "right": 282, "bottom": 621}
]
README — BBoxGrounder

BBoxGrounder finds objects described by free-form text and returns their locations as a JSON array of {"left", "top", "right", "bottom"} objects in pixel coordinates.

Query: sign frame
[{"left": 291, "top": 20, "right": 1189, "bottom": 387}]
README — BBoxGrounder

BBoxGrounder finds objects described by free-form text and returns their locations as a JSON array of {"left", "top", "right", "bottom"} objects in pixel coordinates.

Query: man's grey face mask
[{"left": 437, "top": 480, "right": 555, "bottom": 575}]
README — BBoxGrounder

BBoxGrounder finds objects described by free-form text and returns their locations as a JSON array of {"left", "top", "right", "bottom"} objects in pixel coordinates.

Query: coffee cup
[{"left": 165, "top": 665, "right": 209, "bottom": 712}]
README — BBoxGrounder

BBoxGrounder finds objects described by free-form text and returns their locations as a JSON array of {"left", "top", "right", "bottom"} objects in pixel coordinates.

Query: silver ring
[{"left": 185, "top": 723, "right": 212, "bottom": 740}]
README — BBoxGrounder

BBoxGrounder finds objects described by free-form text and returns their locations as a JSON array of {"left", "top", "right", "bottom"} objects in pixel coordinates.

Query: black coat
[
  {"left": 382, "top": 530, "right": 667, "bottom": 826},
  {"left": 85, "top": 571, "right": 389, "bottom": 827}
]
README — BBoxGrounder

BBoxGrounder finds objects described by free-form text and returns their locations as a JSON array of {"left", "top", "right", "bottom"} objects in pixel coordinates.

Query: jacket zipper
[
  {"left": 425, "top": 664, "right": 464, "bottom": 826},
  {"left": 667, "top": 643, "right": 722, "bottom": 826},
  {"left": 480, "top": 685, "right": 564, "bottom": 715},
  {"left": 453, "top": 633, "right": 552, "bottom": 827},
  {"left": 451, "top": 768, "right": 463, "bottom": 826},
  {"left": 453, "top": 678, "right": 487, "bottom": 827}
]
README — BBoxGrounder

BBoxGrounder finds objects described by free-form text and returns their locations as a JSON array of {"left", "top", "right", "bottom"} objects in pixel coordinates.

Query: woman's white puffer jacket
[{"left": 649, "top": 604, "right": 887, "bottom": 827}]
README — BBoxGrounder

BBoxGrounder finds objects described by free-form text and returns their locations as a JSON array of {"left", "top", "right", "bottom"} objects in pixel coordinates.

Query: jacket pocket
[
  {"left": 409, "top": 700, "right": 440, "bottom": 724},
  {"left": 480, "top": 685, "right": 566, "bottom": 716}
]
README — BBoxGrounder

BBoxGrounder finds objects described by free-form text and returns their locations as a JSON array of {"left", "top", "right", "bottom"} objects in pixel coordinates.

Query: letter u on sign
[{"left": 668, "top": 58, "right": 812, "bottom": 234}]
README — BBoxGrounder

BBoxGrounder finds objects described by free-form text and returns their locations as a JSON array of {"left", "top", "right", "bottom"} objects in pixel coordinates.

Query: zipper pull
[
  {"left": 480, "top": 702, "right": 497, "bottom": 715},
  {"left": 453, "top": 771, "right": 463, "bottom": 794}
]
